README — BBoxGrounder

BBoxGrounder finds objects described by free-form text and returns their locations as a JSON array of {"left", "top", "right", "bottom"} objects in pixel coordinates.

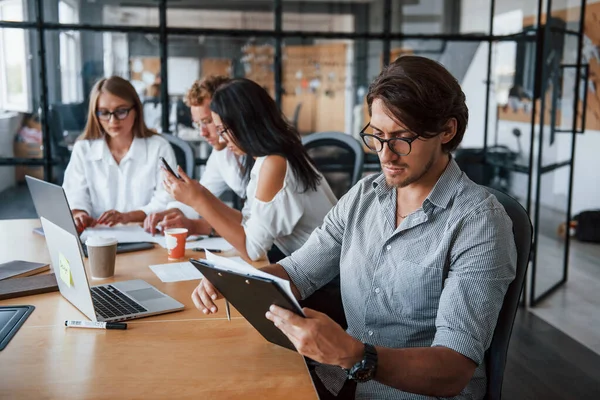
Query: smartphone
[{"left": 160, "top": 157, "right": 181, "bottom": 180}]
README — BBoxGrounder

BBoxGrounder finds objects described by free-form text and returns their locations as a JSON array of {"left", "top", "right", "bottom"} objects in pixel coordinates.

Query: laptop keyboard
[{"left": 91, "top": 285, "right": 147, "bottom": 319}]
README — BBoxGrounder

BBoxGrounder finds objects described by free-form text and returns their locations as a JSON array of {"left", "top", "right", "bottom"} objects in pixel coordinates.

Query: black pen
[{"left": 192, "top": 248, "right": 222, "bottom": 253}]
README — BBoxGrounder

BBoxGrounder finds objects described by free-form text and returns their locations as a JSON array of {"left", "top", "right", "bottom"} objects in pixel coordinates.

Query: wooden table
[{"left": 0, "top": 220, "right": 317, "bottom": 399}]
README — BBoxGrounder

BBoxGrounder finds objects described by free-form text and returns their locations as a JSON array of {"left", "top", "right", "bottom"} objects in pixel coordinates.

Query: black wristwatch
[{"left": 346, "top": 343, "right": 378, "bottom": 382}]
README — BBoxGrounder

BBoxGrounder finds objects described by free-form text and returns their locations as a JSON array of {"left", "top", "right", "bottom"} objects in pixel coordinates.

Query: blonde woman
[{"left": 63, "top": 76, "right": 176, "bottom": 232}]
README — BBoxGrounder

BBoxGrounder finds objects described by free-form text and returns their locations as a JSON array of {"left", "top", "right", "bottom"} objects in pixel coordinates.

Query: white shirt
[
  {"left": 63, "top": 135, "right": 176, "bottom": 219},
  {"left": 242, "top": 156, "right": 338, "bottom": 261},
  {"left": 168, "top": 148, "right": 246, "bottom": 219}
]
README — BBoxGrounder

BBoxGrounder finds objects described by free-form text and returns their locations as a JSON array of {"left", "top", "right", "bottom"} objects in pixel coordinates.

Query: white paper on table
[
  {"left": 149, "top": 262, "right": 203, "bottom": 283},
  {"left": 81, "top": 226, "right": 161, "bottom": 244},
  {"left": 155, "top": 236, "right": 233, "bottom": 251},
  {"left": 204, "top": 251, "right": 304, "bottom": 316},
  {"left": 186, "top": 237, "right": 233, "bottom": 251}
]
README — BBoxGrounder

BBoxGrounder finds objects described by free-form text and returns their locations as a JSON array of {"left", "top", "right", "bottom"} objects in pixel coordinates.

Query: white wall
[{"left": 460, "top": 0, "right": 599, "bottom": 214}]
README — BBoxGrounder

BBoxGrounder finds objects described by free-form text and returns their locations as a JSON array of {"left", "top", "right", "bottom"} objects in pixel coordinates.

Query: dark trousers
[{"left": 309, "top": 368, "right": 356, "bottom": 400}]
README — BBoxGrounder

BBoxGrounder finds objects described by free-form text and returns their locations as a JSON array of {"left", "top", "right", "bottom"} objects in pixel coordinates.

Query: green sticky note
[{"left": 58, "top": 253, "right": 72, "bottom": 287}]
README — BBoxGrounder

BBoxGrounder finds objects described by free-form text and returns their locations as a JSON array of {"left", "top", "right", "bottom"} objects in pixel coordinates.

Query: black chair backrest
[
  {"left": 48, "top": 102, "right": 87, "bottom": 159},
  {"left": 291, "top": 103, "right": 302, "bottom": 130},
  {"left": 160, "top": 133, "right": 195, "bottom": 179},
  {"left": 49, "top": 102, "right": 87, "bottom": 132},
  {"left": 301, "top": 131, "right": 364, "bottom": 199},
  {"left": 483, "top": 187, "right": 532, "bottom": 400}
]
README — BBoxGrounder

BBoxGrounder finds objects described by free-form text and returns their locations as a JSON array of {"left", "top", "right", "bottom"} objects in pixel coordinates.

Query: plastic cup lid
[{"left": 85, "top": 236, "right": 118, "bottom": 247}]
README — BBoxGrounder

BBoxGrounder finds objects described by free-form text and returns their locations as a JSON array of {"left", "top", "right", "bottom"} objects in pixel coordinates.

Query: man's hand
[
  {"left": 163, "top": 166, "right": 206, "bottom": 208},
  {"left": 95, "top": 210, "right": 128, "bottom": 227},
  {"left": 160, "top": 209, "right": 194, "bottom": 231},
  {"left": 266, "top": 305, "right": 363, "bottom": 368},
  {"left": 191, "top": 278, "right": 223, "bottom": 314},
  {"left": 143, "top": 210, "right": 168, "bottom": 235},
  {"left": 73, "top": 210, "right": 95, "bottom": 233},
  {"left": 144, "top": 209, "right": 197, "bottom": 235}
]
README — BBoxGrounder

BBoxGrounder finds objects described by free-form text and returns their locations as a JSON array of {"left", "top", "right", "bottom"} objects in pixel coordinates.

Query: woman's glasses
[{"left": 96, "top": 107, "right": 133, "bottom": 121}]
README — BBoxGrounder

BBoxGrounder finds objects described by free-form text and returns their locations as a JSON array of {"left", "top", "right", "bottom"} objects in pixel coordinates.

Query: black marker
[{"left": 192, "top": 248, "right": 222, "bottom": 253}]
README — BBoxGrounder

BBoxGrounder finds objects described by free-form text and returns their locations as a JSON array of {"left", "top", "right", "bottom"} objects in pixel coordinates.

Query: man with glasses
[
  {"left": 143, "top": 76, "right": 247, "bottom": 236},
  {"left": 193, "top": 56, "right": 517, "bottom": 399}
]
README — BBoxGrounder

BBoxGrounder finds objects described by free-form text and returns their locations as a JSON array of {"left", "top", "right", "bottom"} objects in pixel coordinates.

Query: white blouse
[
  {"left": 168, "top": 148, "right": 246, "bottom": 219},
  {"left": 242, "top": 156, "right": 338, "bottom": 261},
  {"left": 63, "top": 135, "right": 176, "bottom": 219}
]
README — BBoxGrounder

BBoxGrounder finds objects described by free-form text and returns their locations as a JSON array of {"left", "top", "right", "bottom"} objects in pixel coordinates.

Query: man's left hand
[{"left": 266, "top": 305, "right": 363, "bottom": 369}]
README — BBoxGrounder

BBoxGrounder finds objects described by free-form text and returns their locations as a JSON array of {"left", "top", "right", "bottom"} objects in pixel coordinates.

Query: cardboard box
[{"left": 14, "top": 142, "right": 44, "bottom": 182}]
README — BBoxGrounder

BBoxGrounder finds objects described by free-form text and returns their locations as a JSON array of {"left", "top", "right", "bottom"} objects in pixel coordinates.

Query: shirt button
[
  {"left": 374, "top": 287, "right": 380, "bottom": 294},
  {"left": 368, "top": 330, "right": 374, "bottom": 336},
  {"left": 386, "top": 245, "right": 391, "bottom": 251}
]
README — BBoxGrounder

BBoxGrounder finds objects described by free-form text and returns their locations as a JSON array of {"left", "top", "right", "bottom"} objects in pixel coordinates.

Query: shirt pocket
[{"left": 391, "top": 260, "right": 443, "bottom": 319}]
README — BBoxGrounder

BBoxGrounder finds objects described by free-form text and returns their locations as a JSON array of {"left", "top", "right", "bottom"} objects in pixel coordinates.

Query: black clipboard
[
  {"left": 0, "top": 305, "right": 35, "bottom": 351},
  {"left": 190, "top": 259, "right": 303, "bottom": 351}
]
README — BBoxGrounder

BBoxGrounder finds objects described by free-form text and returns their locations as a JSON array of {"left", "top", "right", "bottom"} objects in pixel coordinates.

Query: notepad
[
  {"left": 0, "top": 260, "right": 49, "bottom": 281},
  {"left": 149, "top": 262, "right": 204, "bottom": 283}
]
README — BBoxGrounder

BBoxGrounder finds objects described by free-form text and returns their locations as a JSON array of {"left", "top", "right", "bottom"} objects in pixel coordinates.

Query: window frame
[{"left": 0, "top": 0, "right": 32, "bottom": 112}]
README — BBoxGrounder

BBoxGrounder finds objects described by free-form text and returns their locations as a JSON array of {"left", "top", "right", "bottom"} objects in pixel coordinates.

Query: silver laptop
[{"left": 41, "top": 217, "right": 184, "bottom": 322}]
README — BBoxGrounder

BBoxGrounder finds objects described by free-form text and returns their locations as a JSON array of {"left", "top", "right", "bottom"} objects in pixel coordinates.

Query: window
[
  {"left": 59, "top": 0, "right": 82, "bottom": 103},
  {"left": 0, "top": 0, "right": 31, "bottom": 112}
]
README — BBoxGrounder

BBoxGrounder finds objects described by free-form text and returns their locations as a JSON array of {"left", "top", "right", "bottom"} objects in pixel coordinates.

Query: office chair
[
  {"left": 302, "top": 131, "right": 364, "bottom": 199},
  {"left": 160, "top": 133, "right": 195, "bottom": 179},
  {"left": 48, "top": 102, "right": 87, "bottom": 182},
  {"left": 482, "top": 187, "right": 532, "bottom": 400},
  {"left": 291, "top": 102, "right": 302, "bottom": 131}
]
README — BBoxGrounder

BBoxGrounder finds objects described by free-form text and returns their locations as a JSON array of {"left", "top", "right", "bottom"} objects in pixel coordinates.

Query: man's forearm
[
  {"left": 371, "top": 346, "right": 476, "bottom": 398},
  {"left": 260, "top": 264, "right": 302, "bottom": 300}
]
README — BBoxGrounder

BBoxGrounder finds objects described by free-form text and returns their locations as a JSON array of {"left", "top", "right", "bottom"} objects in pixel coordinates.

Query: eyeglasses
[
  {"left": 192, "top": 118, "right": 214, "bottom": 130},
  {"left": 216, "top": 126, "right": 231, "bottom": 140},
  {"left": 96, "top": 107, "right": 133, "bottom": 121},
  {"left": 359, "top": 122, "right": 418, "bottom": 156}
]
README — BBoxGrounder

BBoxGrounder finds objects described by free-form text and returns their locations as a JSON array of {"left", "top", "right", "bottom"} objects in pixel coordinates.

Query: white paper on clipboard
[{"left": 204, "top": 251, "right": 304, "bottom": 316}]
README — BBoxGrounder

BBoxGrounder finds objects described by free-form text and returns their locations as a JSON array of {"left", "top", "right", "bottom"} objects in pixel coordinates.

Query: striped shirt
[{"left": 279, "top": 159, "right": 517, "bottom": 399}]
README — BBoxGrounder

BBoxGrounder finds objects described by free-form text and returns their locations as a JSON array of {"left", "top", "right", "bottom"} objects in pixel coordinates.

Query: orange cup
[{"left": 164, "top": 228, "right": 188, "bottom": 260}]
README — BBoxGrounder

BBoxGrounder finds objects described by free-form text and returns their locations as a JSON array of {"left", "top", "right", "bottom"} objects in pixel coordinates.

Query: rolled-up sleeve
[
  {"left": 431, "top": 206, "right": 517, "bottom": 365},
  {"left": 278, "top": 189, "right": 350, "bottom": 300},
  {"left": 138, "top": 141, "right": 176, "bottom": 216},
  {"left": 63, "top": 141, "right": 92, "bottom": 215}
]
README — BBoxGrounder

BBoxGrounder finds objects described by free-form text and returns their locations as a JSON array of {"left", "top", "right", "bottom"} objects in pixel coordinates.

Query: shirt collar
[
  {"left": 90, "top": 139, "right": 107, "bottom": 161},
  {"left": 89, "top": 136, "right": 147, "bottom": 163},
  {"left": 371, "top": 157, "right": 463, "bottom": 210},
  {"left": 424, "top": 157, "right": 462, "bottom": 210},
  {"left": 121, "top": 136, "right": 147, "bottom": 163},
  {"left": 372, "top": 172, "right": 390, "bottom": 201}
]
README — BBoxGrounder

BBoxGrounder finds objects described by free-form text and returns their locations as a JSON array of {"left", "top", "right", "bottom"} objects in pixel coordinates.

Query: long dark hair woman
[{"left": 164, "top": 78, "right": 337, "bottom": 262}]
